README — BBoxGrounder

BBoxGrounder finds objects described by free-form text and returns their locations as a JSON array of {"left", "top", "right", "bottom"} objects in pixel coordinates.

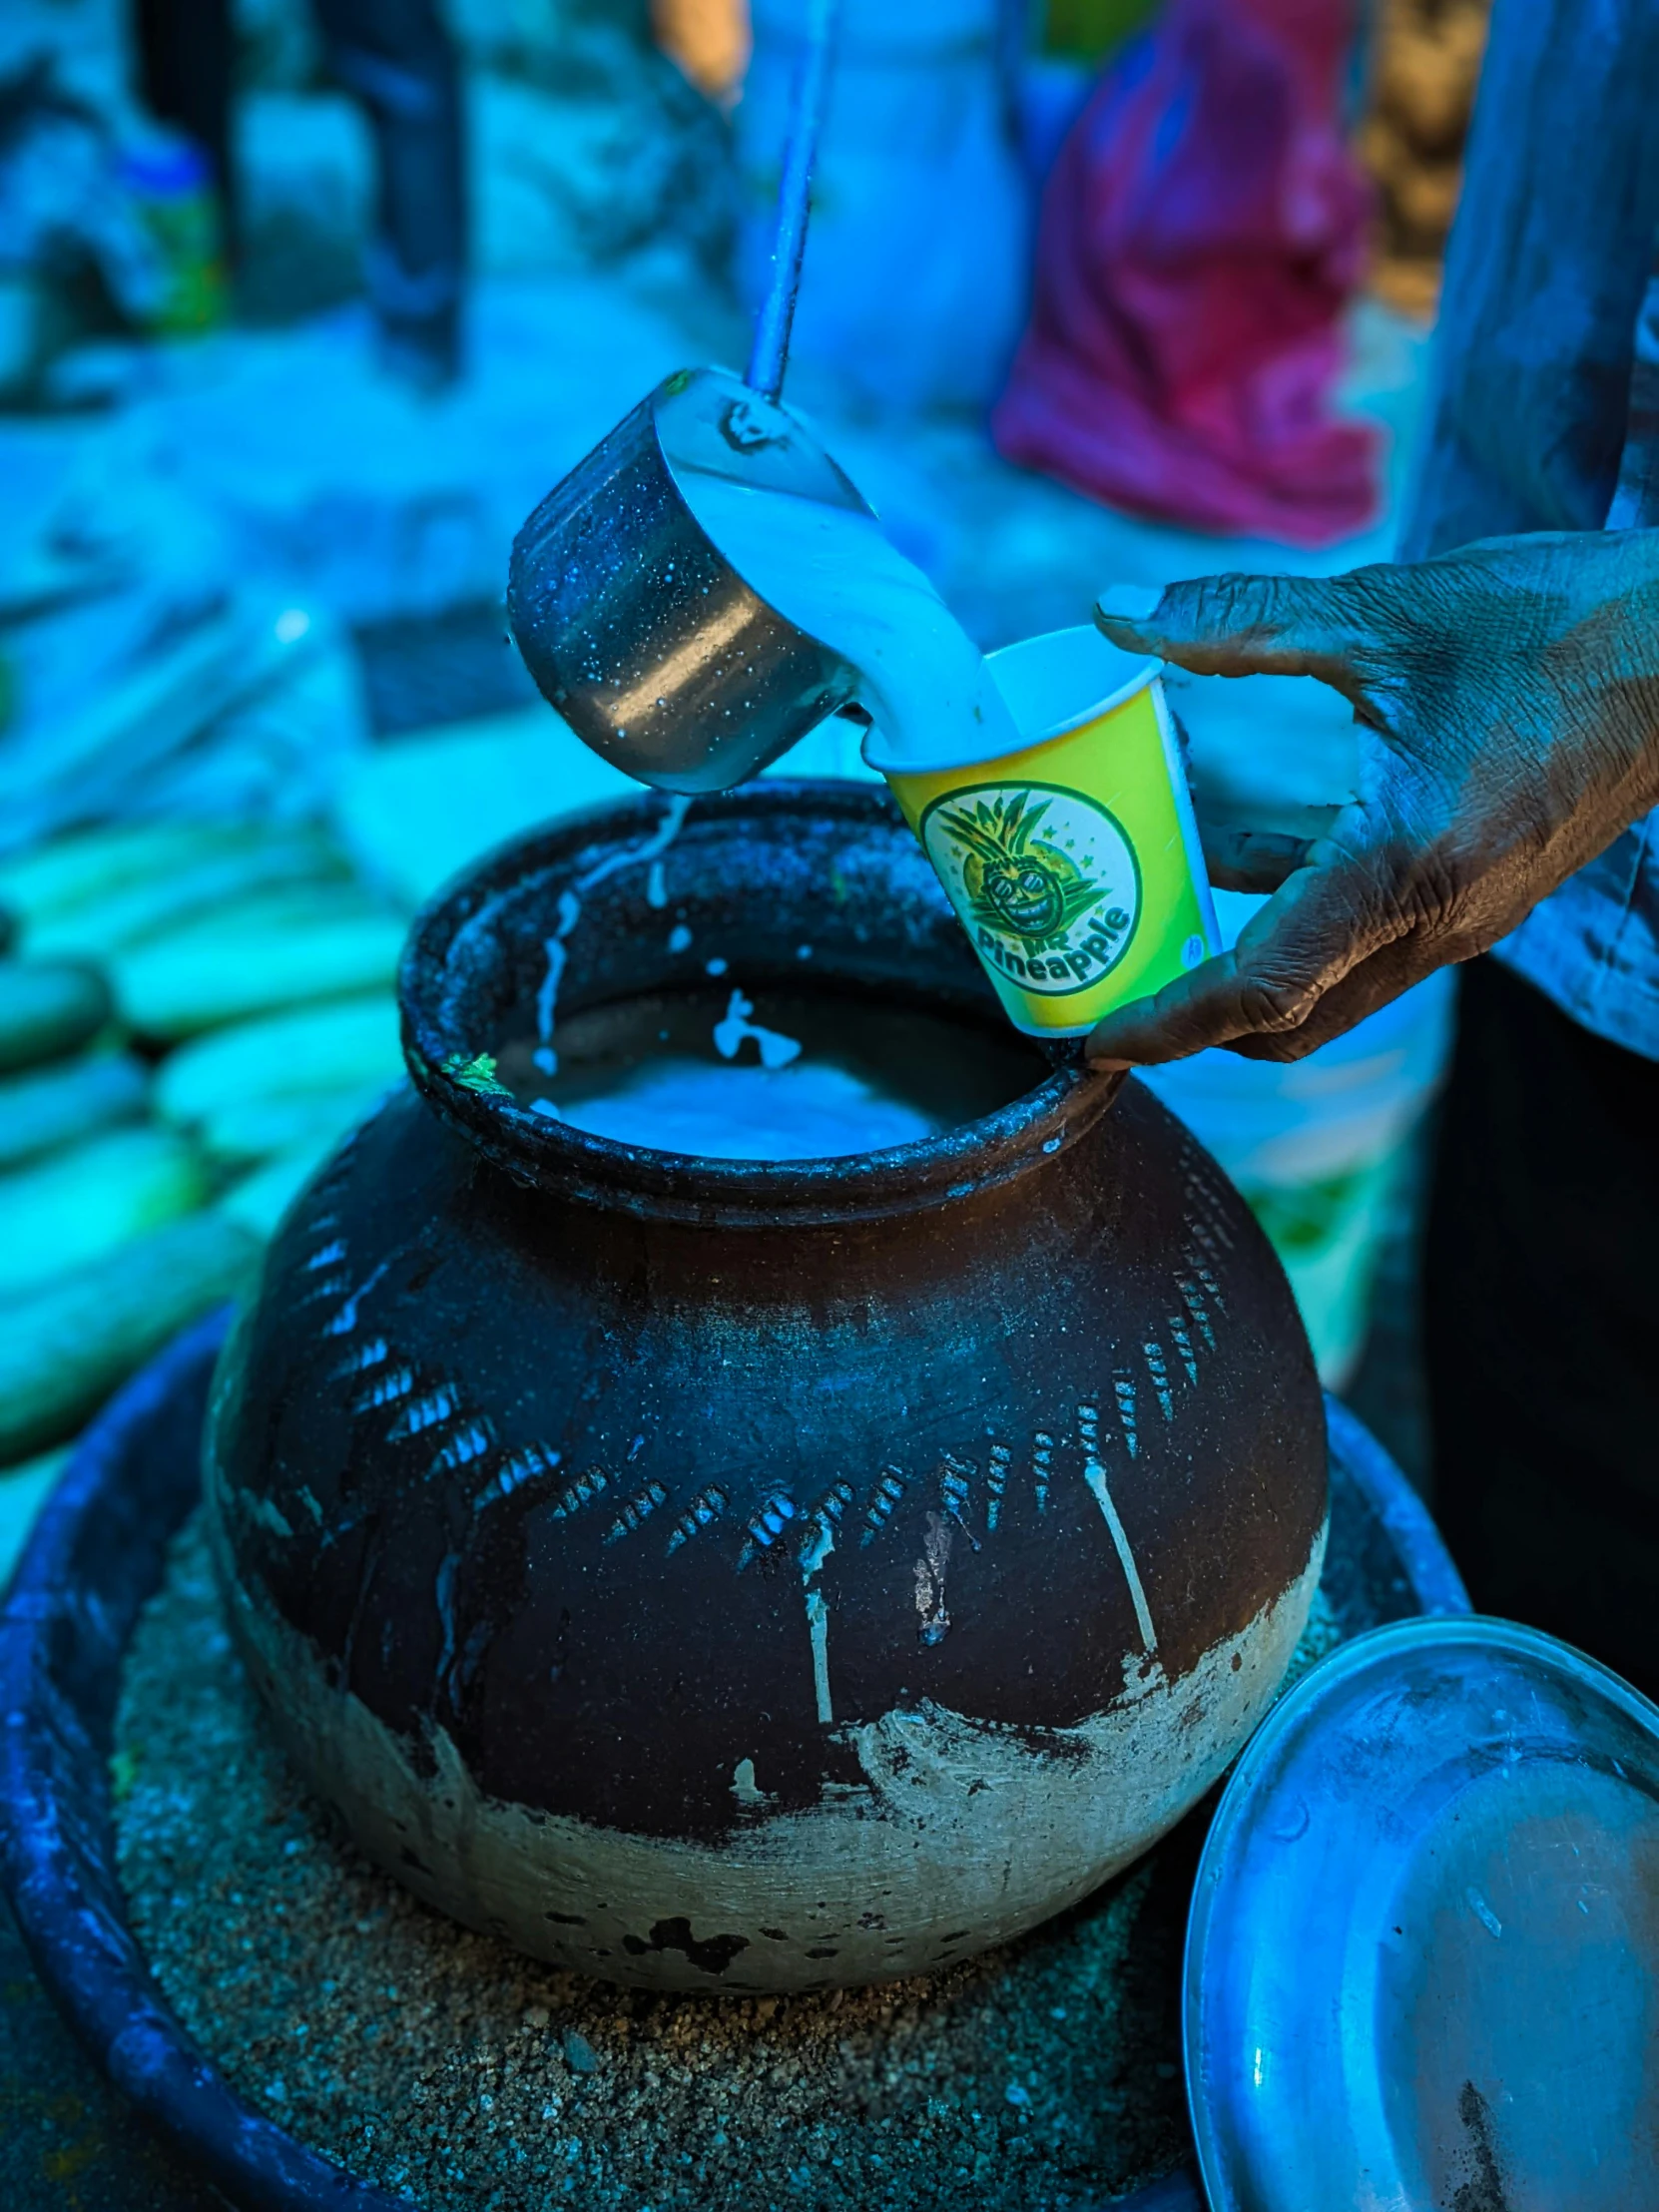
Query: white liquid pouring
[
  {"left": 522, "top": 467, "right": 1033, "bottom": 1155},
  {"left": 673, "top": 468, "right": 1020, "bottom": 771}
]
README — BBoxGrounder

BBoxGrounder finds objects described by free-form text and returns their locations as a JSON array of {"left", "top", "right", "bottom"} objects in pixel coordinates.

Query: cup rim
[
  {"left": 861, "top": 624, "right": 1160, "bottom": 777},
  {"left": 398, "top": 782, "right": 1121, "bottom": 1230}
]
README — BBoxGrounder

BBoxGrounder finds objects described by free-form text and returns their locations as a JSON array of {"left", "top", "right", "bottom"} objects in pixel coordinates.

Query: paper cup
[{"left": 868, "top": 625, "right": 1220, "bottom": 1040}]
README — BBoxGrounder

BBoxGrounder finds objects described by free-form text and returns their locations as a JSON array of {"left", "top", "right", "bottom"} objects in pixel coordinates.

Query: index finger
[{"left": 1095, "top": 574, "right": 1369, "bottom": 699}]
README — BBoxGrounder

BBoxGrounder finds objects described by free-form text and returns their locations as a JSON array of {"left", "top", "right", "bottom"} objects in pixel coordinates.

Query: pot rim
[{"left": 398, "top": 779, "right": 1122, "bottom": 1229}]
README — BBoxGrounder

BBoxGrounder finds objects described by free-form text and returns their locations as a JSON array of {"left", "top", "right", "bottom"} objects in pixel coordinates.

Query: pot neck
[{"left": 405, "top": 1040, "right": 1119, "bottom": 1231}]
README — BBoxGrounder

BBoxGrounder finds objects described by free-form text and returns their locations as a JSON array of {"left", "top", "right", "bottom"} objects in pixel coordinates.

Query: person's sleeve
[{"left": 1399, "top": 0, "right": 1659, "bottom": 560}]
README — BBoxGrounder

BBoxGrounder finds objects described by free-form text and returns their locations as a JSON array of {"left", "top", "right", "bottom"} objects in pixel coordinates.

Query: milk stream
[{"left": 673, "top": 468, "right": 1019, "bottom": 769}]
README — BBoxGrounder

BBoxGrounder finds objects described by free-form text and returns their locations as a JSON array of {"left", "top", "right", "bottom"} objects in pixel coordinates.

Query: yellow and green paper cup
[{"left": 866, "top": 625, "right": 1219, "bottom": 1040}]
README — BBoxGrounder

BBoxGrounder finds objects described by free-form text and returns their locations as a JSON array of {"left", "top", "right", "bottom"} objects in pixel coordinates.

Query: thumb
[{"left": 1095, "top": 573, "right": 1365, "bottom": 688}]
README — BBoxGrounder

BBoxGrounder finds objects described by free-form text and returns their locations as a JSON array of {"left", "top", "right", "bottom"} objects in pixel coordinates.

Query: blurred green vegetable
[
  {"left": 0, "top": 1049, "right": 150, "bottom": 1169},
  {"left": 114, "top": 912, "right": 405, "bottom": 1037},
  {"left": 201, "top": 1082, "right": 387, "bottom": 1167},
  {"left": 24, "top": 832, "right": 348, "bottom": 960},
  {"left": 0, "top": 1124, "right": 211, "bottom": 1295},
  {"left": 0, "top": 1212, "right": 260, "bottom": 1466},
  {"left": 0, "top": 958, "right": 113, "bottom": 1073},
  {"left": 155, "top": 994, "right": 403, "bottom": 1128},
  {"left": 0, "top": 822, "right": 257, "bottom": 926}
]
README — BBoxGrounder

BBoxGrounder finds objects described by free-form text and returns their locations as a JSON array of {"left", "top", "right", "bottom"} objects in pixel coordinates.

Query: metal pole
[{"left": 745, "top": 0, "right": 839, "bottom": 403}]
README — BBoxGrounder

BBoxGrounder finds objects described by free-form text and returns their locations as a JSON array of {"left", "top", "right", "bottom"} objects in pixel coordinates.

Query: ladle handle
[{"left": 746, "top": 0, "right": 839, "bottom": 404}]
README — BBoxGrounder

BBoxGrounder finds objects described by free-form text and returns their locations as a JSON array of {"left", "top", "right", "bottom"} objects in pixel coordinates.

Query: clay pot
[{"left": 206, "top": 782, "right": 1327, "bottom": 1993}]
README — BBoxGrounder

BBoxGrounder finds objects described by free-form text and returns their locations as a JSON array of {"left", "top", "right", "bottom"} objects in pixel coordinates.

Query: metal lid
[{"left": 1186, "top": 1615, "right": 1659, "bottom": 2211}]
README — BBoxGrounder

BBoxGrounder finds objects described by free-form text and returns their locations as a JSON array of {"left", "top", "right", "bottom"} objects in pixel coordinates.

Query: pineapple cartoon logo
[{"left": 921, "top": 783, "right": 1140, "bottom": 997}]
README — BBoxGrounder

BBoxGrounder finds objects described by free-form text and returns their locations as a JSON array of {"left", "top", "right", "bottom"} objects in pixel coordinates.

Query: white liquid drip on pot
[
  {"left": 674, "top": 471, "right": 1019, "bottom": 769},
  {"left": 533, "top": 795, "right": 692, "bottom": 1074}
]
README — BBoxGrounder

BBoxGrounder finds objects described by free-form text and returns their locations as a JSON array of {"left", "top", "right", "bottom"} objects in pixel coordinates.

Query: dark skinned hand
[{"left": 1089, "top": 530, "right": 1659, "bottom": 1066}]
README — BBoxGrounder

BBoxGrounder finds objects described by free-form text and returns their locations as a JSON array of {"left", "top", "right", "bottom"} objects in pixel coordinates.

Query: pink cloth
[{"left": 993, "top": 0, "right": 1379, "bottom": 548}]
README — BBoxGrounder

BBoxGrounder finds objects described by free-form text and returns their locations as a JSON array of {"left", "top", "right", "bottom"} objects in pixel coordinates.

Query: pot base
[
  {"left": 216, "top": 1511, "right": 1325, "bottom": 1992},
  {"left": 123, "top": 1513, "right": 1204, "bottom": 2210}
]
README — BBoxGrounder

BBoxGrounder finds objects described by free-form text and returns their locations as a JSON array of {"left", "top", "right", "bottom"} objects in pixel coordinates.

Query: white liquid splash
[{"left": 713, "top": 987, "right": 802, "bottom": 1071}]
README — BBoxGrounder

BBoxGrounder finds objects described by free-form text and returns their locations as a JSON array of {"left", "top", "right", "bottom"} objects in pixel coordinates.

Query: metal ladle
[{"left": 507, "top": 0, "right": 872, "bottom": 796}]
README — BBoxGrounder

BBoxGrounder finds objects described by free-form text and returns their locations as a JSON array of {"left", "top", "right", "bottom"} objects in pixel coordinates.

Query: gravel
[{"left": 114, "top": 1516, "right": 1339, "bottom": 2211}]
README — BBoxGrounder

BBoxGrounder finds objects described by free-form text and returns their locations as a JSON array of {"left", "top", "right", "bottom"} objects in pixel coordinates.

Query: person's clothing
[
  {"left": 133, "top": 0, "right": 465, "bottom": 383},
  {"left": 1398, "top": 0, "right": 1659, "bottom": 1063},
  {"left": 1424, "top": 956, "right": 1659, "bottom": 1699},
  {"left": 312, "top": 0, "right": 466, "bottom": 386},
  {"left": 133, "top": 0, "right": 236, "bottom": 239}
]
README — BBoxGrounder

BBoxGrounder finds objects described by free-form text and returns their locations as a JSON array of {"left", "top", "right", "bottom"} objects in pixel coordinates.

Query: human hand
[{"left": 1089, "top": 531, "right": 1659, "bottom": 1065}]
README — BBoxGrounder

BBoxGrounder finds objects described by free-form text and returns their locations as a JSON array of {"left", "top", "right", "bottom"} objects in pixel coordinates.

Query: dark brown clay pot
[{"left": 206, "top": 782, "right": 1328, "bottom": 1994}]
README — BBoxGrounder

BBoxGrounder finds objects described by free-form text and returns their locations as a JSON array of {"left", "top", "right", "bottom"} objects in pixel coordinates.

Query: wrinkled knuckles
[
  {"left": 1388, "top": 847, "right": 1482, "bottom": 938},
  {"left": 1175, "top": 571, "right": 1306, "bottom": 647},
  {"left": 1229, "top": 1022, "right": 1331, "bottom": 1066},
  {"left": 1233, "top": 976, "right": 1321, "bottom": 1034},
  {"left": 1332, "top": 563, "right": 1412, "bottom": 638}
]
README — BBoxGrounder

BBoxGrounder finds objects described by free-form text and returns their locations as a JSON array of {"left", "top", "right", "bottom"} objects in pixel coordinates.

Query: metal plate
[{"left": 1187, "top": 1616, "right": 1659, "bottom": 2212}]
